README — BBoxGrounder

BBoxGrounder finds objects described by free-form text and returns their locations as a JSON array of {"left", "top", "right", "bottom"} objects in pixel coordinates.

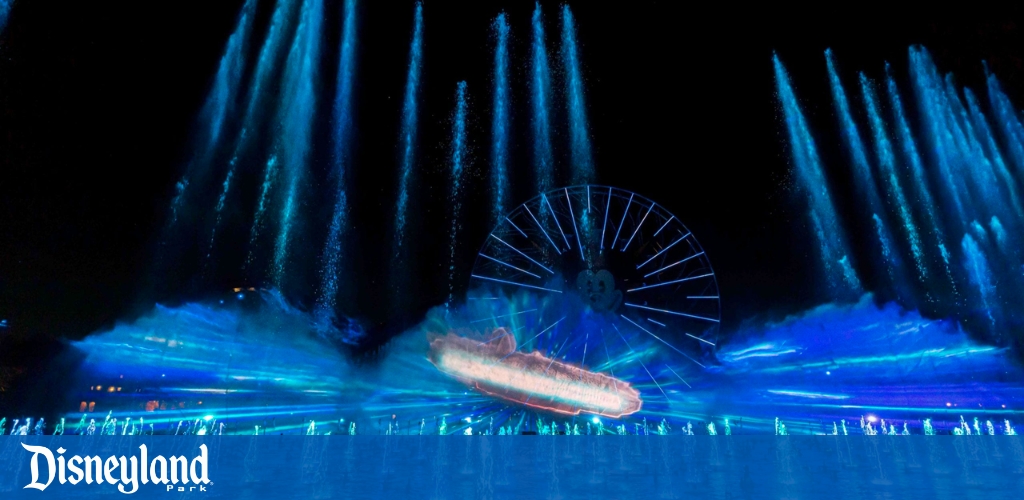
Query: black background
[{"left": 1, "top": 1, "right": 1023, "bottom": 371}]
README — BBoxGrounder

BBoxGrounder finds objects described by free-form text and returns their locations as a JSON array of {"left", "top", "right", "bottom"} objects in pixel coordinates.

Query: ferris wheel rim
[{"left": 464, "top": 182, "right": 720, "bottom": 362}]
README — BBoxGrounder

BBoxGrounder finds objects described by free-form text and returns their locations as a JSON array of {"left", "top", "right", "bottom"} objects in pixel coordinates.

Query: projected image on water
[{"left": 1, "top": 1, "right": 1023, "bottom": 438}]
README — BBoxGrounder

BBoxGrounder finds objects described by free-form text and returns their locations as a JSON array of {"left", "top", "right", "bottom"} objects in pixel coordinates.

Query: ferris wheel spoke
[
  {"left": 665, "top": 364, "right": 692, "bottom": 389},
  {"left": 523, "top": 204, "right": 561, "bottom": 255},
  {"left": 578, "top": 330, "right": 590, "bottom": 371},
  {"left": 619, "top": 314, "right": 707, "bottom": 369},
  {"left": 501, "top": 315, "right": 567, "bottom": 361},
  {"left": 600, "top": 187, "right": 612, "bottom": 250},
  {"left": 469, "top": 308, "right": 540, "bottom": 324},
  {"left": 624, "top": 302, "right": 719, "bottom": 323},
  {"left": 488, "top": 234, "right": 554, "bottom": 274},
  {"left": 646, "top": 317, "right": 666, "bottom": 327},
  {"left": 478, "top": 253, "right": 542, "bottom": 279},
  {"left": 471, "top": 274, "right": 562, "bottom": 293},
  {"left": 636, "top": 232, "right": 691, "bottom": 269},
  {"left": 612, "top": 323, "right": 668, "bottom": 399},
  {"left": 611, "top": 193, "right": 634, "bottom": 251},
  {"left": 643, "top": 251, "right": 704, "bottom": 278},
  {"left": 505, "top": 216, "right": 528, "bottom": 238},
  {"left": 601, "top": 332, "right": 621, "bottom": 403},
  {"left": 622, "top": 203, "right": 653, "bottom": 253},
  {"left": 687, "top": 295, "right": 719, "bottom": 299},
  {"left": 542, "top": 193, "right": 572, "bottom": 251},
  {"left": 685, "top": 332, "right": 716, "bottom": 346},
  {"left": 565, "top": 188, "right": 585, "bottom": 261},
  {"left": 653, "top": 216, "right": 674, "bottom": 237},
  {"left": 625, "top": 273, "right": 714, "bottom": 293}
]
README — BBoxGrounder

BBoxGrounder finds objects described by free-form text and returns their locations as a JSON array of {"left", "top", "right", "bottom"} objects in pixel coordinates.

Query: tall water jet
[
  {"left": 531, "top": 3, "right": 555, "bottom": 195},
  {"left": 561, "top": 5, "right": 594, "bottom": 185},
  {"left": 860, "top": 74, "right": 927, "bottom": 281},
  {"left": 773, "top": 54, "right": 861, "bottom": 294},
  {"left": 885, "top": 66, "right": 957, "bottom": 288},
  {"left": 268, "top": 0, "right": 325, "bottom": 284},
  {"left": 0, "top": 0, "right": 10, "bottom": 34},
  {"left": 964, "top": 88, "right": 1024, "bottom": 219},
  {"left": 168, "top": 0, "right": 258, "bottom": 225},
  {"left": 989, "top": 216, "right": 1010, "bottom": 256},
  {"left": 826, "top": 50, "right": 902, "bottom": 285},
  {"left": 491, "top": 13, "right": 511, "bottom": 226},
  {"left": 393, "top": 2, "right": 424, "bottom": 255},
  {"left": 941, "top": 76, "right": 1012, "bottom": 219},
  {"left": 448, "top": 82, "right": 469, "bottom": 308},
  {"left": 318, "top": 0, "right": 358, "bottom": 311},
  {"left": 873, "top": 213, "right": 899, "bottom": 284},
  {"left": 908, "top": 46, "right": 968, "bottom": 223},
  {"left": 961, "top": 233, "right": 996, "bottom": 326},
  {"left": 985, "top": 68, "right": 1024, "bottom": 176},
  {"left": 216, "top": 0, "right": 301, "bottom": 259},
  {"left": 885, "top": 66, "right": 944, "bottom": 239}
]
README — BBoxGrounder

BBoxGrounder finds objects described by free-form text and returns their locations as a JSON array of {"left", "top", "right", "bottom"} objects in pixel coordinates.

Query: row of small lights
[{"left": 89, "top": 386, "right": 122, "bottom": 392}]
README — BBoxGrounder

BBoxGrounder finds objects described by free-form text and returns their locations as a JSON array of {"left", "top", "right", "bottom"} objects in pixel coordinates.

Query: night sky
[{"left": 2, "top": 1, "right": 1023, "bottom": 363}]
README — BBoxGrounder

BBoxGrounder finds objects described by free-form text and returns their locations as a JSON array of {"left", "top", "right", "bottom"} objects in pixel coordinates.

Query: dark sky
[{"left": 1, "top": 1, "right": 1023, "bottom": 355}]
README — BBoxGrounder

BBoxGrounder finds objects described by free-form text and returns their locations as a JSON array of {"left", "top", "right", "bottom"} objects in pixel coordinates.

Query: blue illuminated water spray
[
  {"left": 531, "top": 3, "right": 555, "bottom": 195},
  {"left": 908, "top": 47, "right": 968, "bottom": 223},
  {"left": 319, "top": 0, "right": 359, "bottom": 311},
  {"left": 269, "top": 0, "right": 325, "bottom": 285},
  {"left": 884, "top": 65, "right": 958, "bottom": 291},
  {"left": 491, "top": 13, "right": 511, "bottom": 227},
  {"left": 860, "top": 74, "right": 928, "bottom": 282},
  {"left": 448, "top": 82, "right": 469, "bottom": 309},
  {"left": 961, "top": 233, "right": 996, "bottom": 326},
  {"left": 561, "top": 5, "right": 594, "bottom": 185},
  {"left": 826, "top": 49, "right": 902, "bottom": 286},
  {"left": 169, "top": 0, "right": 258, "bottom": 225},
  {"left": 987, "top": 68, "right": 1024, "bottom": 176},
  {"left": 0, "top": 0, "right": 11, "bottom": 34},
  {"left": 773, "top": 54, "right": 861, "bottom": 295},
  {"left": 393, "top": 3, "right": 424, "bottom": 254},
  {"left": 218, "top": 0, "right": 301, "bottom": 261},
  {"left": 963, "top": 86, "right": 1024, "bottom": 220}
]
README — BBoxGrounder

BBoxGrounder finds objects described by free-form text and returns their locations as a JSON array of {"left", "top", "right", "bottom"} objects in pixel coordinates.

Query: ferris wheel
[{"left": 465, "top": 185, "right": 720, "bottom": 401}]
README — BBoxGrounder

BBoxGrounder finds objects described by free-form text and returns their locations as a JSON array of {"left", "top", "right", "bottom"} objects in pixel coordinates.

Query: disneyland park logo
[{"left": 20, "top": 443, "right": 211, "bottom": 494}]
